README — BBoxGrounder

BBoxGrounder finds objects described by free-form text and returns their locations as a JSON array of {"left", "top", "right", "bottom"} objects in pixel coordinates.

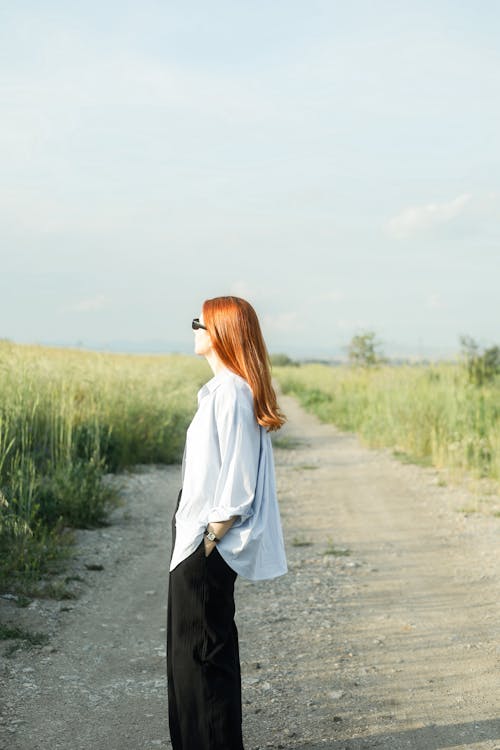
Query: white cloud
[
  {"left": 336, "top": 318, "right": 369, "bottom": 331},
  {"left": 69, "top": 295, "right": 108, "bottom": 313},
  {"left": 318, "top": 290, "right": 346, "bottom": 303},
  {"left": 263, "top": 311, "right": 302, "bottom": 332},
  {"left": 386, "top": 194, "right": 472, "bottom": 239},
  {"left": 426, "top": 293, "right": 446, "bottom": 311}
]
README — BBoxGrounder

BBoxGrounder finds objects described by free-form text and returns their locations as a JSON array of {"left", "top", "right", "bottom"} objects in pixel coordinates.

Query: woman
[{"left": 167, "top": 295, "right": 288, "bottom": 750}]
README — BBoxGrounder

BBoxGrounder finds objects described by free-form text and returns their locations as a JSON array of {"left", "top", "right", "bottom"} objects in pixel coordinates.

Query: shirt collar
[{"left": 198, "top": 367, "right": 234, "bottom": 401}]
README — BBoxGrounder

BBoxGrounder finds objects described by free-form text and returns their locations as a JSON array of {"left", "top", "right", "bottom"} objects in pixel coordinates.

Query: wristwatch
[{"left": 204, "top": 528, "right": 220, "bottom": 543}]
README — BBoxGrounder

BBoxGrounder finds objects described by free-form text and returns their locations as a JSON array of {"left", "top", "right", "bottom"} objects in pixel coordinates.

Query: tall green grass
[
  {"left": 5, "top": 345, "right": 497, "bottom": 594},
  {"left": 274, "top": 363, "right": 500, "bottom": 483},
  {"left": 0, "top": 341, "right": 209, "bottom": 591}
]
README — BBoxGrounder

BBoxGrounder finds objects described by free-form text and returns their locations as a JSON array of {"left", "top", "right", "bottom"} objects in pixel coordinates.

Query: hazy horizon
[{"left": 4, "top": 333, "right": 464, "bottom": 363}]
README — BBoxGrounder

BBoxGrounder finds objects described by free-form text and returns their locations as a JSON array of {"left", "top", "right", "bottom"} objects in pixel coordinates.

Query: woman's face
[{"left": 194, "top": 312, "right": 213, "bottom": 357}]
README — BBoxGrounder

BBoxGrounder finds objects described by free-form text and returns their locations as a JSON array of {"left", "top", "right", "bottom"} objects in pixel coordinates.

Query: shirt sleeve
[{"left": 207, "top": 384, "right": 261, "bottom": 524}]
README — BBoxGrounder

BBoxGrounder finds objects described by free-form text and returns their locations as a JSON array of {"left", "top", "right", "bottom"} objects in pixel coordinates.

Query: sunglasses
[{"left": 192, "top": 318, "right": 207, "bottom": 331}]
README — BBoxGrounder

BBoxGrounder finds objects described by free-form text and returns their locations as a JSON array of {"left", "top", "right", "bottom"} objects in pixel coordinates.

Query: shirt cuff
[{"left": 207, "top": 505, "right": 253, "bottom": 525}]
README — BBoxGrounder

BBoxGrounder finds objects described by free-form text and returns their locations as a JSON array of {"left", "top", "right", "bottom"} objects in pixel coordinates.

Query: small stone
[
  {"left": 329, "top": 689, "right": 344, "bottom": 700},
  {"left": 243, "top": 677, "right": 260, "bottom": 685}
]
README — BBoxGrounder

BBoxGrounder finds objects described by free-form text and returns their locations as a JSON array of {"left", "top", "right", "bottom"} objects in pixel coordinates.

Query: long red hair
[{"left": 202, "top": 296, "right": 286, "bottom": 432}]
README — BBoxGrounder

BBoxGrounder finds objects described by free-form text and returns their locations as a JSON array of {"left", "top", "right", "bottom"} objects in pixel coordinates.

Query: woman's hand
[
  {"left": 203, "top": 516, "right": 238, "bottom": 557},
  {"left": 204, "top": 537, "right": 217, "bottom": 557}
]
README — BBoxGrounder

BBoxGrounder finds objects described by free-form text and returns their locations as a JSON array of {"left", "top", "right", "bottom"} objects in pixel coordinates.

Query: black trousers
[{"left": 167, "top": 490, "right": 244, "bottom": 750}]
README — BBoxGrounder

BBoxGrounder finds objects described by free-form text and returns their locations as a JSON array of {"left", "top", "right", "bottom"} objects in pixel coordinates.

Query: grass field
[
  {"left": 2, "top": 343, "right": 498, "bottom": 595},
  {"left": 0, "top": 341, "right": 209, "bottom": 593},
  {"left": 273, "top": 362, "right": 500, "bottom": 485}
]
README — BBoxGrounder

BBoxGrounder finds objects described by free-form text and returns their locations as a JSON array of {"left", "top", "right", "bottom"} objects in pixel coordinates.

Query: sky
[{"left": 1, "top": 1, "right": 499, "bottom": 359}]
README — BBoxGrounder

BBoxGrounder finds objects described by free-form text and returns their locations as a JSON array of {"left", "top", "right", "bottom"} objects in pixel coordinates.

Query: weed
[
  {"left": 291, "top": 537, "right": 313, "bottom": 547},
  {"left": 0, "top": 623, "right": 49, "bottom": 656},
  {"left": 271, "top": 436, "right": 303, "bottom": 450},
  {"left": 16, "top": 595, "right": 32, "bottom": 607},
  {"left": 323, "top": 542, "right": 351, "bottom": 556},
  {"left": 39, "top": 581, "right": 78, "bottom": 600},
  {"left": 393, "top": 450, "right": 433, "bottom": 467},
  {"left": 0, "top": 624, "right": 26, "bottom": 640}
]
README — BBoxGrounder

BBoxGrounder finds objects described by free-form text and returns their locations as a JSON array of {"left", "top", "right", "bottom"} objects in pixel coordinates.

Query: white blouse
[{"left": 169, "top": 367, "right": 288, "bottom": 581}]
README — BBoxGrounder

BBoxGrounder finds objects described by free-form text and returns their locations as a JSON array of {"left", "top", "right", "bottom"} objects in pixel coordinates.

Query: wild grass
[
  {"left": 0, "top": 341, "right": 209, "bottom": 592},
  {"left": 291, "top": 536, "right": 313, "bottom": 547},
  {"left": 274, "top": 363, "right": 500, "bottom": 485},
  {"left": 323, "top": 540, "right": 351, "bottom": 556},
  {"left": 270, "top": 435, "right": 303, "bottom": 450},
  {"left": 5, "top": 344, "right": 497, "bottom": 594},
  {"left": 0, "top": 623, "right": 50, "bottom": 656}
]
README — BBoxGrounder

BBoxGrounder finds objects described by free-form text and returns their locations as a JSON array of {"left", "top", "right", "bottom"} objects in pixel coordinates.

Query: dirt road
[{"left": 1, "top": 393, "right": 499, "bottom": 749}]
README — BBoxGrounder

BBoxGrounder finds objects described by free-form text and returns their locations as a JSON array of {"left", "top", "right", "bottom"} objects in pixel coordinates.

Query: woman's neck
[{"left": 205, "top": 350, "right": 227, "bottom": 376}]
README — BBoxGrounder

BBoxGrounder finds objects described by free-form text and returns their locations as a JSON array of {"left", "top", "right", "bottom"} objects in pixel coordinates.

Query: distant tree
[
  {"left": 483, "top": 346, "right": 500, "bottom": 377},
  {"left": 348, "top": 331, "right": 385, "bottom": 368},
  {"left": 269, "top": 353, "right": 299, "bottom": 367},
  {"left": 460, "top": 335, "right": 500, "bottom": 385}
]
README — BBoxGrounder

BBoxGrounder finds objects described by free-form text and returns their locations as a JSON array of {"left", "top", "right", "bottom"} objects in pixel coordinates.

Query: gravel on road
[{"left": 1, "top": 393, "right": 499, "bottom": 749}]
